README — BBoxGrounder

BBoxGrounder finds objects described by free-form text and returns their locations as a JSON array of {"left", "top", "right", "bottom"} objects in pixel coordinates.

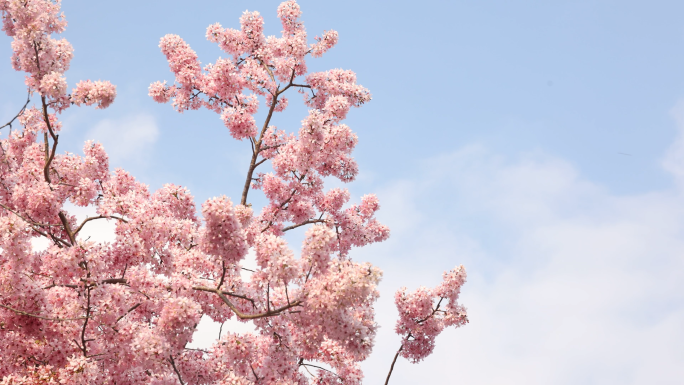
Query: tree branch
[
  {"left": 299, "top": 363, "right": 342, "bottom": 379},
  {"left": 0, "top": 90, "right": 30, "bottom": 131},
  {"left": 282, "top": 219, "right": 326, "bottom": 232},
  {"left": 0, "top": 303, "right": 86, "bottom": 321},
  {"left": 241, "top": 83, "right": 280, "bottom": 205},
  {"left": 415, "top": 297, "right": 444, "bottom": 324},
  {"left": 73, "top": 215, "right": 128, "bottom": 236},
  {"left": 80, "top": 287, "right": 91, "bottom": 356},
  {"left": 58, "top": 212, "right": 76, "bottom": 245},
  {"left": 384, "top": 344, "right": 404, "bottom": 385},
  {"left": 169, "top": 355, "right": 186, "bottom": 385},
  {"left": 0, "top": 202, "right": 70, "bottom": 247},
  {"left": 193, "top": 286, "right": 301, "bottom": 320},
  {"left": 115, "top": 303, "right": 141, "bottom": 323}
]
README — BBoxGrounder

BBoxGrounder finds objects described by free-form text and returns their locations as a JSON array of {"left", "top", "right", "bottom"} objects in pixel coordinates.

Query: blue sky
[{"left": 2, "top": 0, "right": 684, "bottom": 383}]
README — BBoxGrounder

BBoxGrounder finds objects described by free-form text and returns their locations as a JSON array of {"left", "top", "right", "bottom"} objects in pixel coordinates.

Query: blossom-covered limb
[
  {"left": 193, "top": 286, "right": 302, "bottom": 320},
  {"left": 0, "top": 303, "right": 87, "bottom": 321}
]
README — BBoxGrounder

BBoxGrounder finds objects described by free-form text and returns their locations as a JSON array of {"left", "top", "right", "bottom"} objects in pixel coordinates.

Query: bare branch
[
  {"left": 282, "top": 219, "right": 326, "bottom": 232},
  {"left": 73, "top": 215, "right": 128, "bottom": 236},
  {"left": 99, "top": 278, "right": 128, "bottom": 285}
]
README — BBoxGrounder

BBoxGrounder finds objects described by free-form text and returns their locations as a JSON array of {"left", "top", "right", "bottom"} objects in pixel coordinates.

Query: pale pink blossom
[{"left": 71, "top": 80, "right": 117, "bottom": 109}]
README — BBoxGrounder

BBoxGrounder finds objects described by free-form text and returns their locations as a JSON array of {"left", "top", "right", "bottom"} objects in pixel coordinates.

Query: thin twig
[
  {"left": 0, "top": 202, "right": 70, "bottom": 247},
  {"left": 73, "top": 215, "right": 128, "bottom": 236},
  {"left": 384, "top": 344, "right": 404, "bottom": 385},
  {"left": 282, "top": 219, "right": 326, "bottom": 232},
  {"left": 300, "top": 363, "right": 342, "bottom": 379},
  {"left": 115, "top": 303, "right": 141, "bottom": 323},
  {"left": 0, "top": 90, "right": 31, "bottom": 130},
  {"left": 415, "top": 297, "right": 444, "bottom": 324},
  {"left": 250, "top": 363, "right": 260, "bottom": 383}
]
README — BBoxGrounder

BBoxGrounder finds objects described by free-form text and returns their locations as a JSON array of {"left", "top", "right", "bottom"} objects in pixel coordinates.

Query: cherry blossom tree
[{"left": 0, "top": 1, "right": 468, "bottom": 384}]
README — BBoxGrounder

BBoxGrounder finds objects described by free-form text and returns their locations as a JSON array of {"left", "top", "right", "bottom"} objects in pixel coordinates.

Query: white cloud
[
  {"left": 86, "top": 113, "right": 159, "bottom": 166},
  {"left": 360, "top": 119, "right": 684, "bottom": 384}
]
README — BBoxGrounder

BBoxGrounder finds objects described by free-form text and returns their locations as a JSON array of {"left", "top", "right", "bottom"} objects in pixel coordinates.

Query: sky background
[{"left": 2, "top": 0, "right": 684, "bottom": 383}]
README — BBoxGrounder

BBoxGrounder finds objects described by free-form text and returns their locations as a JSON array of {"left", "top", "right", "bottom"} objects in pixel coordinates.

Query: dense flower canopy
[{"left": 0, "top": 1, "right": 468, "bottom": 384}]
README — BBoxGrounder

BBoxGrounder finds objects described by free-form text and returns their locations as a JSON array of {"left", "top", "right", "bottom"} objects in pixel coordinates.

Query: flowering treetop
[{"left": 0, "top": 1, "right": 468, "bottom": 384}]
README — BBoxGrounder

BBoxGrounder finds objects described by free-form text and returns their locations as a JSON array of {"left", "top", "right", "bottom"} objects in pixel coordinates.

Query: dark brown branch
[
  {"left": 73, "top": 215, "right": 128, "bottom": 236},
  {"left": 0, "top": 303, "right": 86, "bottom": 321},
  {"left": 58, "top": 212, "right": 76, "bottom": 245},
  {"left": 258, "top": 59, "right": 276, "bottom": 83},
  {"left": 384, "top": 344, "right": 404, "bottom": 385},
  {"left": 43, "top": 283, "right": 79, "bottom": 289},
  {"left": 250, "top": 363, "right": 260, "bottom": 383},
  {"left": 39, "top": 95, "right": 57, "bottom": 141},
  {"left": 266, "top": 283, "right": 270, "bottom": 313},
  {"left": 0, "top": 203, "right": 59, "bottom": 227},
  {"left": 258, "top": 143, "right": 283, "bottom": 152},
  {"left": 261, "top": 187, "right": 300, "bottom": 233},
  {"left": 100, "top": 278, "right": 128, "bottom": 285},
  {"left": 80, "top": 287, "right": 91, "bottom": 356},
  {"left": 43, "top": 128, "right": 58, "bottom": 183},
  {"left": 115, "top": 303, "right": 141, "bottom": 323},
  {"left": 275, "top": 68, "right": 298, "bottom": 96},
  {"left": 39, "top": 94, "right": 59, "bottom": 185},
  {"left": 0, "top": 203, "right": 70, "bottom": 247},
  {"left": 299, "top": 363, "right": 342, "bottom": 379},
  {"left": 193, "top": 286, "right": 301, "bottom": 320},
  {"left": 415, "top": 297, "right": 444, "bottom": 324},
  {"left": 282, "top": 219, "right": 326, "bottom": 232},
  {"left": 241, "top": 82, "right": 281, "bottom": 205},
  {"left": 169, "top": 355, "right": 186, "bottom": 385},
  {"left": 0, "top": 90, "right": 31, "bottom": 130},
  {"left": 216, "top": 261, "right": 227, "bottom": 290}
]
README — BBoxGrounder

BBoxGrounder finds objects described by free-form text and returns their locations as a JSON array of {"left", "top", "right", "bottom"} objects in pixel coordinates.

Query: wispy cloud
[
  {"left": 362, "top": 114, "right": 684, "bottom": 384},
  {"left": 86, "top": 113, "right": 159, "bottom": 166}
]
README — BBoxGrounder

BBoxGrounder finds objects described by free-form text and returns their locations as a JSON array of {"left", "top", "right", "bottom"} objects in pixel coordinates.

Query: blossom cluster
[{"left": 394, "top": 266, "right": 469, "bottom": 362}]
